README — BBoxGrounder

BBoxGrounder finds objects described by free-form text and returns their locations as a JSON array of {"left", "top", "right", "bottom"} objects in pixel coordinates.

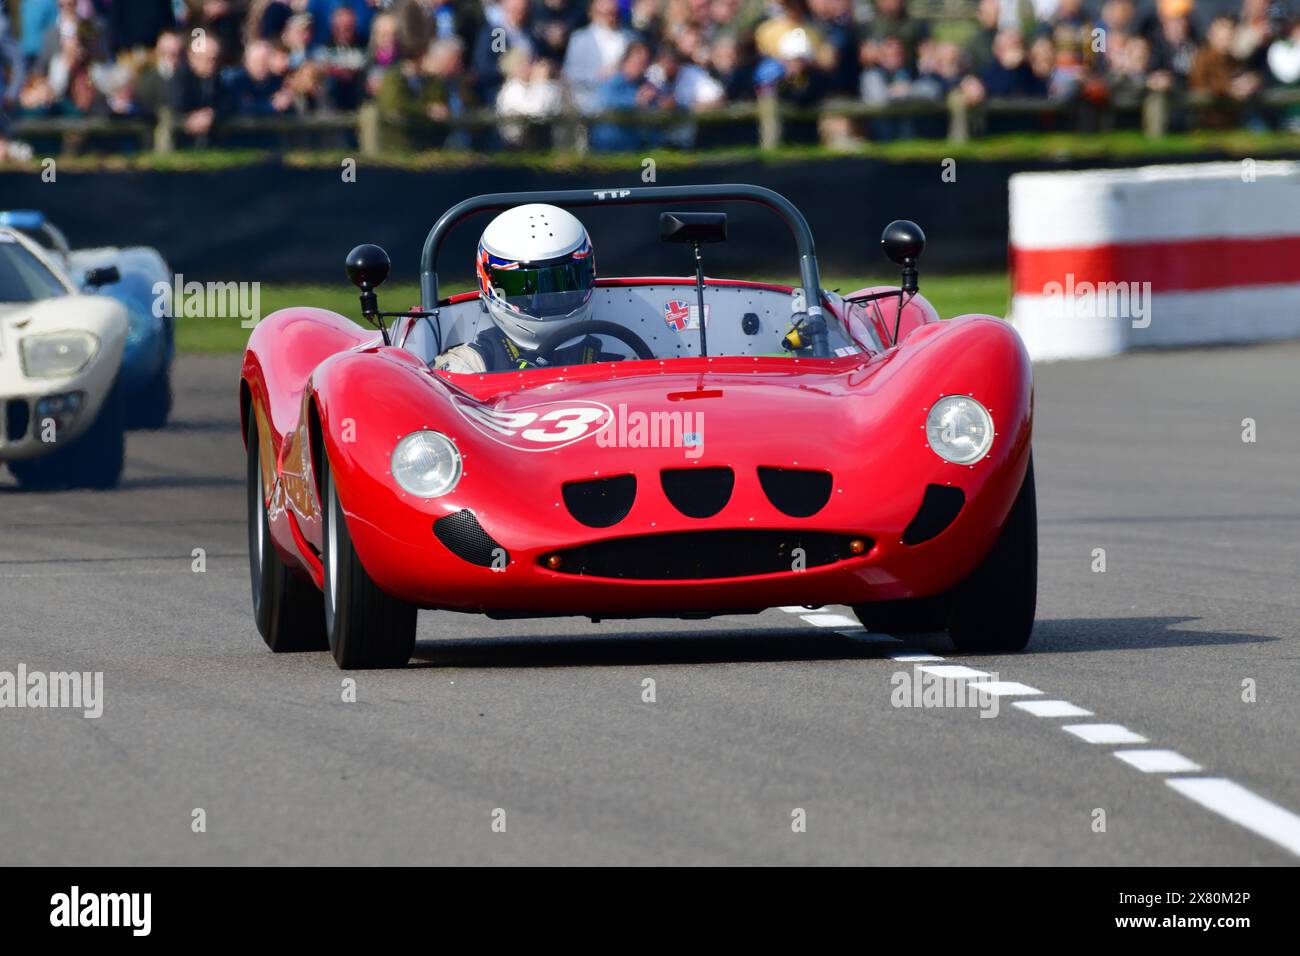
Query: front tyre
[
  {"left": 946, "top": 456, "right": 1037, "bottom": 653},
  {"left": 321, "top": 453, "right": 417, "bottom": 669},
  {"left": 247, "top": 413, "right": 326, "bottom": 651}
]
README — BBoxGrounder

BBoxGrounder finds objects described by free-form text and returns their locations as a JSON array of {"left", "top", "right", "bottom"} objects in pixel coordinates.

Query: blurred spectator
[
  {"left": 810, "top": 0, "right": 858, "bottom": 94},
  {"left": 591, "top": 39, "right": 669, "bottom": 149},
  {"left": 496, "top": 47, "right": 563, "bottom": 146},
  {"left": 134, "top": 29, "right": 184, "bottom": 116},
  {"left": 305, "top": 0, "right": 376, "bottom": 49},
  {"left": 861, "top": 33, "right": 934, "bottom": 139},
  {"left": 1148, "top": 0, "right": 1198, "bottom": 86},
  {"left": 314, "top": 4, "right": 369, "bottom": 108},
  {"left": 20, "top": 0, "right": 59, "bottom": 65},
  {"left": 170, "top": 31, "right": 227, "bottom": 138},
  {"left": 965, "top": 0, "right": 1001, "bottom": 72},
  {"left": 377, "top": 37, "right": 476, "bottom": 148},
  {"left": 563, "top": 0, "right": 631, "bottom": 113},
  {"left": 1233, "top": 0, "right": 1278, "bottom": 72},
  {"left": 282, "top": 13, "right": 314, "bottom": 68},
  {"left": 1268, "top": 16, "right": 1300, "bottom": 129},
  {"left": 366, "top": 11, "right": 402, "bottom": 96},
  {"left": 756, "top": 0, "right": 827, "bottom": 63},
  {"left": 38, "top": 0, "right": 108, "bottom": 70},
  {"left": 1190, "top": 14, "right": 1262, "bottom": 126},
  {"left": 709, "top": 33, "right": 753, "bottom": 101},
  {"left": 472, "top": 0, "right": 535, "bottom": 103},
  {"left": 182, "top": 1, "right": 248, "bottom": 67},
  {"left": 862, "top": 0, "right": 929, "bottom": 68},
  {"left": 226, "top": 38, "right": 288, "bottom": 114},
  {"left": 980, "top": 29, "right": 1047, "bottom": 97}
]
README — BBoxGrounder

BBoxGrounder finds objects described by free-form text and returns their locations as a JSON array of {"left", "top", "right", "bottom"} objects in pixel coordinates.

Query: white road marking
[
  {"left": 801, "top": 613, "right": 860, "bottom": 628},
  {"left": 1167, "top": 778, "right": 1300, "bottom": 858},
  {"left": 1063, "top": 724, "right": 1149, "bottom": 745},
  {"left": 1013, "top": 700, "right": 1093, "bottom": 718},
  {"left": 1114, "top": 750, "right": 1202, "bottom": 774},
  {"left": 779, "top": 605, "right": 824, "bottom": 613},
  {"left": 890, "top": 652, "right": 945, "bottom": 662},
  {"left": 917, "top": 664, "right": 990, "bottom": 679},
  {"left": 968, "top": 681, "right": 1042, "bottom": 697}
]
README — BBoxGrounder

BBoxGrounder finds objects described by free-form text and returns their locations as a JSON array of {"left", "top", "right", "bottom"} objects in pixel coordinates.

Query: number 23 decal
[{"left": 452, "top": 398, "right": 612, "bottom": 451}]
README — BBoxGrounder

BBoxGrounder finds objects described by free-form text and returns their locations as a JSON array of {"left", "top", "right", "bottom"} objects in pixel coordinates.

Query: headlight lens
[
  {"left": 20, "top": 331, "right": 100, "bottom": 379},
  {"left": 391, "top": 430, "right": 461, "bottom": 497},
  {"left": 925, "top": 395, "right": 994, "bottom": 464}
]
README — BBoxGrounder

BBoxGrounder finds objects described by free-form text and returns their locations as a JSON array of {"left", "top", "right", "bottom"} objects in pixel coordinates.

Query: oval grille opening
[
  {"left": 903, "top": 485, "right": 965, "bottom": 544},
  {"left": 758, "top": 467, "right": 832, "bottom": 518},
  {"left": 563, "top": 474, "right": 636, "bottom": 528},
  {"left": 661, "top": 467, "right": 734, "bottom": 518}
]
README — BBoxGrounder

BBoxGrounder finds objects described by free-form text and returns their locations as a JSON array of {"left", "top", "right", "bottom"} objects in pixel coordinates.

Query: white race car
[{"left": 0, "top": 227, "right": 130, "bottom": 489}]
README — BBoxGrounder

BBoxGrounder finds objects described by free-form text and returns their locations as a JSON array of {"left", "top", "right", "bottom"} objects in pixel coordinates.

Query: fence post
[
  {"left": 154, "top": 107, "right": 174, "bottom": 154},
  {"left": 946, "top": 88, "right": 969, "bottom": 144},
  {"left": 1142, "top": 89, "right": 1169, "bottom": 138},
  {"left": 358, "top": 102, "right": 381, "bottom": 158},
  {"left": 757, "top": 91, "right": 782, "bottom": 151}
]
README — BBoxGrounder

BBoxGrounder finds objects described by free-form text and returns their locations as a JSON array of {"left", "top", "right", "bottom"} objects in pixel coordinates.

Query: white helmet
[{"left": 476, "top": 204, "right": 596, "bottom": 350}]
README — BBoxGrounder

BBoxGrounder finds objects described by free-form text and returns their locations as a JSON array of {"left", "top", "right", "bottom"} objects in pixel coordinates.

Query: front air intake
[
  {"left": 661, "top": 467, "right": 734, "bottom": 518},
  {"left": 563, "top": 475, "right": 636, "bottom": 527},
  {"left": 433, "top": 510, "right": 507, "bottom": 567},
  {"left": 758, "top": 467, "right": 833, "bottom": 518},
  {"left": 541, "top": 530, "right": 870, "bottom": 580},
  {"left": 902, "top": 485, "right": 965, "bottom": 545}
]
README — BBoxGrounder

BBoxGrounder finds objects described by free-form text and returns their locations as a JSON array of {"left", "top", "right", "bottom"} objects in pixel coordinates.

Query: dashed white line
[
  {"left": 889, "top": 651, "right": 945, "bottom": 662},
  {"left": 1114, "top": 750, "right": 1203, "bottom": 773},
  {"left": 800, "top": 613, "right": 860, "bottom": 628},
  {"left": 917, "top": 664, "right": 990, "bottom": 680},
  {"left": 1062, "top": 724, "right": 1149, "bottom": 745},
  {"left": 1013, "top": 700, "right": 1094, "bottom": 718},
  {"left": 1167, "top": 778, "right": 1300, "bottom": 857},
  {"left": 969, "top": 681, "right": 1043, "bottom": 697}
]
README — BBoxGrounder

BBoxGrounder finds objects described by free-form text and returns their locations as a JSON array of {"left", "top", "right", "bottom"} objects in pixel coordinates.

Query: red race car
[{"left": 241, "top": 185, "right": 1034, "bottom": 669}]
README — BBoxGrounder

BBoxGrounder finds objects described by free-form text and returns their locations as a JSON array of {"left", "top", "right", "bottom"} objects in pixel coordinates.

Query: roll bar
[{"left": 419, "top": 184, "right": 824, "bottom": 319}]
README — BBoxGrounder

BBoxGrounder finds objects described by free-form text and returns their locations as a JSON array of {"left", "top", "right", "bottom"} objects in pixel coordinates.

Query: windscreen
[{"left": 0, "top": 238, "right": 68, "bottom": 303}]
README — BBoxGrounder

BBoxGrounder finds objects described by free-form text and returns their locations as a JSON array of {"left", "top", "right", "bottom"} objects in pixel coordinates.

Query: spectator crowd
[{"left": 1, "top": 0, "right": 1299, "bottom": 153}]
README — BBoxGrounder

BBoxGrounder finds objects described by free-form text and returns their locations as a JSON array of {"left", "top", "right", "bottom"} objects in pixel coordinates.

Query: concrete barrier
[{"left": 1009, "top": 161, "right": 1300, "bottom": 361}]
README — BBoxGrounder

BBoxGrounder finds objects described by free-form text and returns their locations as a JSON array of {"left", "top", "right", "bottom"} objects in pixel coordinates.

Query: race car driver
[{"left": 434, "top": 204, "right": 626, "bottom": 373}]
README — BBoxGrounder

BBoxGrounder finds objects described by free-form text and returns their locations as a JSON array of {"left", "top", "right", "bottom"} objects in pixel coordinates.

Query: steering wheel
[{"left": 533, "top": 319, "right": 655, "bottom": 365}]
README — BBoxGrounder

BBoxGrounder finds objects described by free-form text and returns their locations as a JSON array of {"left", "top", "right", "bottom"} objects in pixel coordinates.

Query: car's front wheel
[
  {"left": 320, "top": 453, "right": 417, "bottom": 669},
  {"left": 945, "top": 456, "right": 1037, "bottom": 653},
  {"left": 246, "top": 413, "right": 326, "bottom": 651}
]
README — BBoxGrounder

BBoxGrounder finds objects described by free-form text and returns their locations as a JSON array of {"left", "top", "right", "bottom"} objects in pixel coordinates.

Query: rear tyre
[
  {"left": 246, "top": 413, "right": 326, "bottom": 651},
  {"left": 946, "top": 457, "right": 1037, "bottom": 653},
  {"left": 320, "top": 453, "right": 417, "bottom": 669},
  {"left": 9, "top": 382, "right": 126, "bottom": 490}
]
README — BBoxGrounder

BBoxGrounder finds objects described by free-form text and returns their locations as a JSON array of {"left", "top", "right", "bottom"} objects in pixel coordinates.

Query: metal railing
[{"left": 9, "top": 87, "right": 1300, "bottom": 157}]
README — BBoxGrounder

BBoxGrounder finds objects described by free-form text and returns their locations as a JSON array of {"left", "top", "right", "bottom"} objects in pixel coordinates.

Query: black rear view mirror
[{"left": 660, "top": 211, "right": 727, "bottom": 245}]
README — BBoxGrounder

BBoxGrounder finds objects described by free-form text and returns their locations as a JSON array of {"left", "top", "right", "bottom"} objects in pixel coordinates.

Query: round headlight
[
  {"left": 925, "top": 395, "right": 994, "bottom": 464},
  {"left": 391, "top": 430, "right": 462, "bottom": 498}
]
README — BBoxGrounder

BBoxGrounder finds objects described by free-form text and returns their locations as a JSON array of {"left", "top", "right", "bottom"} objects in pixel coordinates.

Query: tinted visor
[{"left": 489, "top": 258, "right": 594, "bottom": 319}]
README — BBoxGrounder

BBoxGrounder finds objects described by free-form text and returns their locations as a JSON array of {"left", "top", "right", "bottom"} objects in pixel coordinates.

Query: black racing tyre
[
  {"left": 246, "top": 413, "right": 326, "bottom": 651},
  {"left": 852, "top": 595, "right": 948, "bottom": 635},
  {"left": 128, "top": 363, "right": 172, "bottom": 430},
  {"left": 320, "top": 452, "right": 417, "bottom": 669},
  {"left": 9, "top": 381, "right": 126, "bottom": 490},
  {"left": 946, "top": 456, "right": 1037, "bottom": 653}
]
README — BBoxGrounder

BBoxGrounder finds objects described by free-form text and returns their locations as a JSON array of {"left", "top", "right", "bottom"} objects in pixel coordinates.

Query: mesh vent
[
  {"left": 433, "top": 510, "right": 507, "bottom": 567},
  {"left": 543, "top": 530, "right": 869, "bottom": 580},
  {"left": 563, "top": 475, "right": 636, "bottom": 527},
  {"left": 757, "top": 467, "right": 833, "bottom": 518},
  {"left": 660, "top": 467, "right": 734, "bottom": 518}
]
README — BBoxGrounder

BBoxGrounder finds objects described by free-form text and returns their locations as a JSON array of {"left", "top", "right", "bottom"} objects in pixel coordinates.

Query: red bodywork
[{"left": 241, "top": 279, "right": 1032, "bottom": 617}]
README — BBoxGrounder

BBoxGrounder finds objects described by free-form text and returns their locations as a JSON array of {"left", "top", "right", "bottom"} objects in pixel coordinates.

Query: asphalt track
[{"left": 1, "top": 346, "right": 1298, "bottom": 866}]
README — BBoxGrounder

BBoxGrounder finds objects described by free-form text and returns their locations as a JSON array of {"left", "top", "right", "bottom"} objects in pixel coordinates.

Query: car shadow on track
[
  {"left": 407, "top": 615, "right": 1273, "bottom": 668},
  {"left": 409, "top": 626, "right": 905, "bottom": 668}
]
